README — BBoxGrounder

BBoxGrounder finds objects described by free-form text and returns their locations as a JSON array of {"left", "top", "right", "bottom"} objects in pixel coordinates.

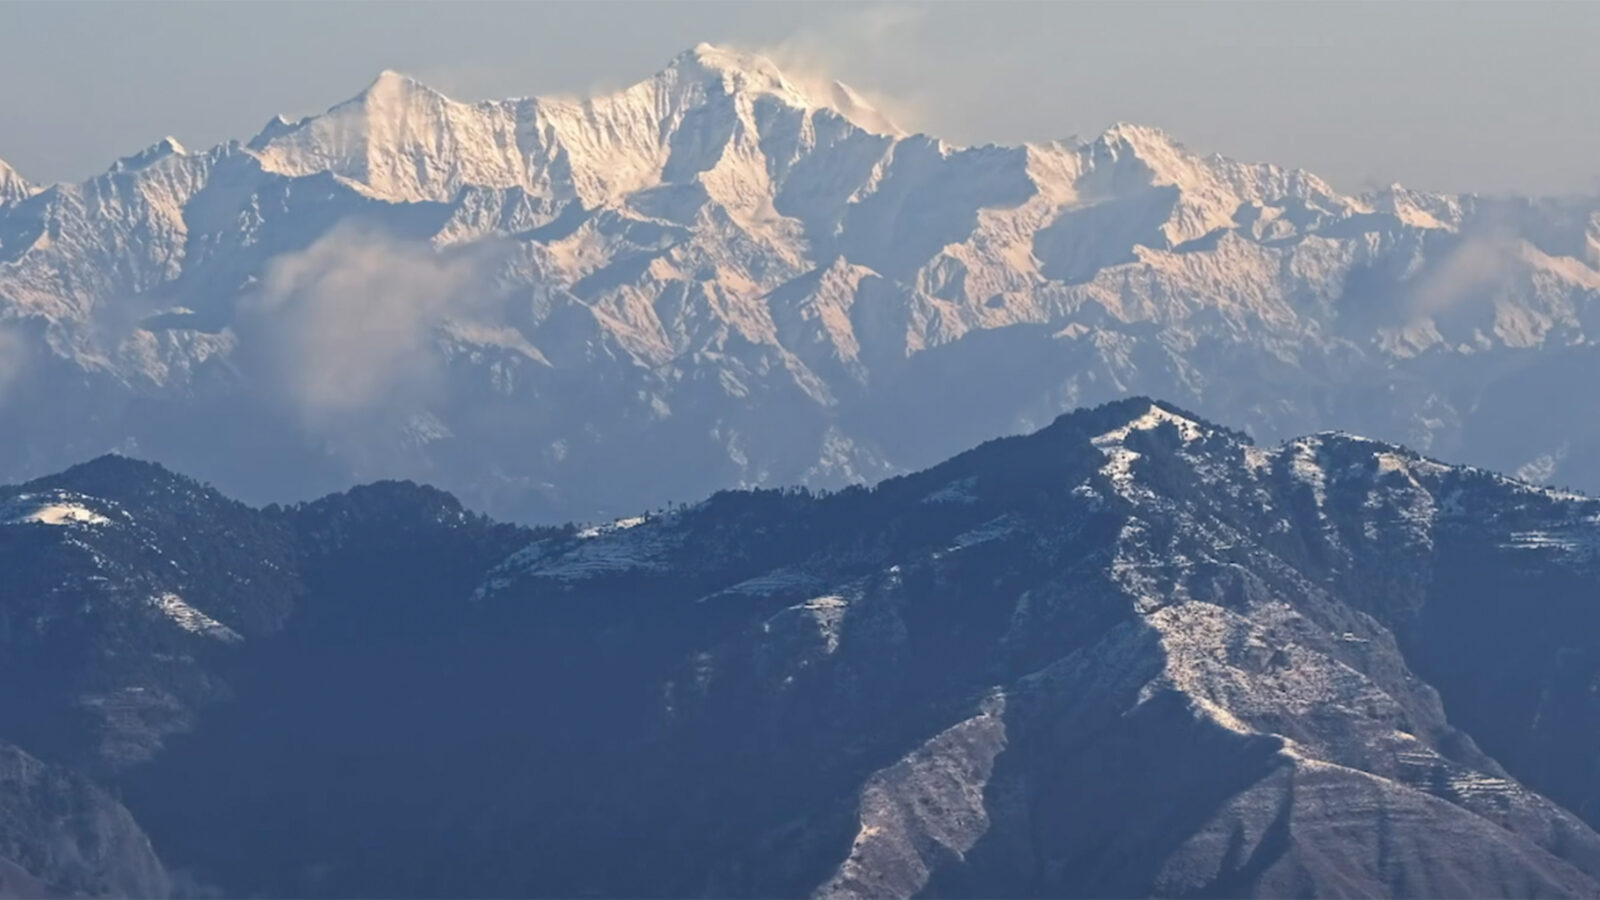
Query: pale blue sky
[{"left": 2, "top": 2, "right": 1597, "bottom": 195}]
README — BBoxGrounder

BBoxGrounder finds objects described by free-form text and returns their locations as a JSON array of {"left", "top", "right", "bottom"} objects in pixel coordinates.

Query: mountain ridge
[
  {"left": 3, "top": 45, "right": 1600, "bottom": 523},
  {"left": 4, "top": 397, "right": 1600, "bottom": 896},
  {"left": 0, "top": 157, "right": 32, "bottom": 206}
]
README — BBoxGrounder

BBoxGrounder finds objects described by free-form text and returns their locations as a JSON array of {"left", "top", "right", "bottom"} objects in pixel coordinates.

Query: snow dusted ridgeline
[
  {"left": 1091, "top": 402, "right": 1207, "bottom": 495},
  {"left": 2, "top": 403, "right": 1600, "bottom": 895},
  {"left": 475, "top": 513, "right": 671, "bottom": 591},
  {"left": 459, "top": 398, "right": 1600, "bottom": 896},
  {"left": 0, "top": 454, "right": 319, "bottom": 773},
  {"left": 249, "top": 45, "right": 904, "bottom": 206},
  {"left": 6, "top": 45, "right": 1600, "bottom": 521}
]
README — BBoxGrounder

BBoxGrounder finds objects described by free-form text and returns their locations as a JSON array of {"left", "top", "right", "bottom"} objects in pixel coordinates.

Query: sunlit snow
[
  {"left": 148, "top": 593, "right": 243, "bottom": 643},
  {"left": 2, "top": 494, "right": 112, "bottom": 527}
]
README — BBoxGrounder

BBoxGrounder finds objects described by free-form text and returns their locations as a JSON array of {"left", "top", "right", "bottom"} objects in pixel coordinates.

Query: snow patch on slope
[
  {"left": 796, "top": 594, "right": 849, "bottom": 654},
  {"left": 1092, "top": 403, "right": 1207, "bottom": 495},
  {"left": 1287, "top": 437, "right": 1329, "bottom": 514},
  {"left": 922, "top": 477, "right": 978, "bottom": 505},
  {"left": 716, "top": 568, "right": 825, "bottom": 599},
  {"left": 821, "top": 692, "right": 1008, "bottom": 899},
  {"left": 946, "top": 515, "right": 1022, "bottom": 553},
  {"left": 576, "top": 515, "right": 647, "bottom": 539},
  {"left": 2, "top": 494, "right": 112, "bottom": 527},
  {"left": 147, "top": 593, "right": 242, "bottom": 643}
]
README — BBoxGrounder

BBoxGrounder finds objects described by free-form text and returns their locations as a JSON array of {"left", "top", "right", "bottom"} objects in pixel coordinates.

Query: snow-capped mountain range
[{"left": 4, "top": 44, "right": 1600, "bottom": 521}]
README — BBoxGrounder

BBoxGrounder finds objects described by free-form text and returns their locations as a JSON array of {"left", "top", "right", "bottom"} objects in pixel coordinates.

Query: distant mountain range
[
  {"left": 3, "top": 45, "right": 1600, "bottom": 522},
  {"left": 4, "top": 398, "right": 1600, "bottom": 896}
]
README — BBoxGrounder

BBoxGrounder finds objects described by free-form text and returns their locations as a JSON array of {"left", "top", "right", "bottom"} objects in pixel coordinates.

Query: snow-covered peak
[
  {"left": 241, "top": 43, "right": 904, "bottom": 204},
  {"left": 247, "top": 114, "right": 307, "bottom": 150},
  {"left": 248, "top": 64, "right": 532, "bottom": 202},
  {"left": 1094, "top": 402, "right": 1208, "bottom": 447},
  {"left": 1090, "top": 402, "right": 1210, "bottom": 494},
  {"left": 1069, "top": 122, "right": 1197, "bottom": 181},
  {"left": 1056, "top": 119, "right": 1365, "bottom": 245},
  {"left": 648, "top": 43, "right": 901, "bottom": 136},
  {"left": 1368, "top": 182, "right": 1461, "bottom": 229},
  {"left": 666, "top": 43, "right": 803, "bottom": 99},
  {"left": 1084, "top": 121, "right": 1338, "bottom": 200},
  {"left": 1094, "top": 122, "right": 1183, "bottom": 155},
  {"left": 0, "top": 156, "right": 34, "bottom": 204},
  {"left": 109, "top": 137, "right": 187, "bottom": 173},
  {"left": 8, "top": 42, "right": 1600, "bottom": 526},
  {"left": 355, "top": 68, "right": 444, "bottom": 108}
]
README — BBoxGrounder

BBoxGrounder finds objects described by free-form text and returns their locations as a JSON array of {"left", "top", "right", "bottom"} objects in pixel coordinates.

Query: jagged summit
[
  {"left": 4, "top": 43, "right": 1600, "bottom": 524},
  {"left": 235, "top": 43, "right": 1308, "bottom": 214},
  {"left": 1073, "top": 394, "right": 1206, "bottom": 426},
  {"left": 666, "top": 43, "right": 799, "bottom": 94},
  {"left": 246, "top": 113, "right": 307, "bottom": 150},
  {"left": 1013, "top": 395, "right": 1218, "bottom": 450},
  {"left": 650, "top": 42, "right": 900, "bottom": 135},
  {"left": 1091, "top": 122, "right": 1182, "bottom": 150},
  {"left": 109, "top": 136, "right": 187, "bottom": 173},
  {"left": 242, "top": 43, "right": 908, "bottom": 204},
  {"left": 370, "top": 67, "right": 422, "bottom": 88},
  {"left": 352, "top": 68, "right": 443, "bottom": 106},
  {"left": 648, "top": 42, "right": 903, "bottom": 138},
  {"left": 0, "top": 156, "right": 33, "bottom": 203}
]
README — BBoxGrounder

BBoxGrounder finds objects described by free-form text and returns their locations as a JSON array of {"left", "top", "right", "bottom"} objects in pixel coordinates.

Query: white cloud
[
  {"left": 1409, "top": 234, "right": 1519, "bottom": 319},
  {"left": 240, "top": 224, "right": 502, "bottom": 430}
]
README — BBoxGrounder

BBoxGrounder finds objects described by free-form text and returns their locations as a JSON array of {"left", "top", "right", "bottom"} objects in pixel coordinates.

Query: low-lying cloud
[
  {"left": 240, "top": 225, "right": 502, "bottom": 431},
  {"left": 1408, "top": 233, "right": 1521, "bottom": 320}
]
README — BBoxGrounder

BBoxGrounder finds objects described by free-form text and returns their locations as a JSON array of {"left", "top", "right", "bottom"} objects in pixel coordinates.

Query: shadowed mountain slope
[{"left": 3, "top": 399, "right": 1600, "bottom": 895}]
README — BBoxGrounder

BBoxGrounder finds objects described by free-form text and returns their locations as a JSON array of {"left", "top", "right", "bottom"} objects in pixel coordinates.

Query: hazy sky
[{"left": 3, "top": 2, "right": 1597, "bottom": 196}]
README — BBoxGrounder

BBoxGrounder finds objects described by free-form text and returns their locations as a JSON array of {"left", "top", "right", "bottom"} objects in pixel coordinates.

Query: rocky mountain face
[
  {"left": 0, "top": 742, "right": 167, "bottom": 899},
  {"left": 0, "top": 160, "right": 32, "bottom": 207},
  {"left": 3, "top": 46, "right": 1600, "bottom": 522},
  {"left": 3, "top": 398, "right": 1600, "bottom": 896},
  {"left": 0, "top": 455, "right": 533, "bottom": 895}
]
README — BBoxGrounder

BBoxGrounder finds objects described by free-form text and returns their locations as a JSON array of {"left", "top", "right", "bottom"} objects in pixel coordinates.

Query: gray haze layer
[{"left": 3, "top": 1, "right": 1599, "bottom": 195}]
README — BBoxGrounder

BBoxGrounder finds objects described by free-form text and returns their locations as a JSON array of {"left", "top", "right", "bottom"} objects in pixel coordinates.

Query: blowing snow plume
[
  {"left": 239, "top": 225, "right": 504, "bottom": 433},
  {"left": 742, "top": 5, "right": 924, "bottom": 136}
]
